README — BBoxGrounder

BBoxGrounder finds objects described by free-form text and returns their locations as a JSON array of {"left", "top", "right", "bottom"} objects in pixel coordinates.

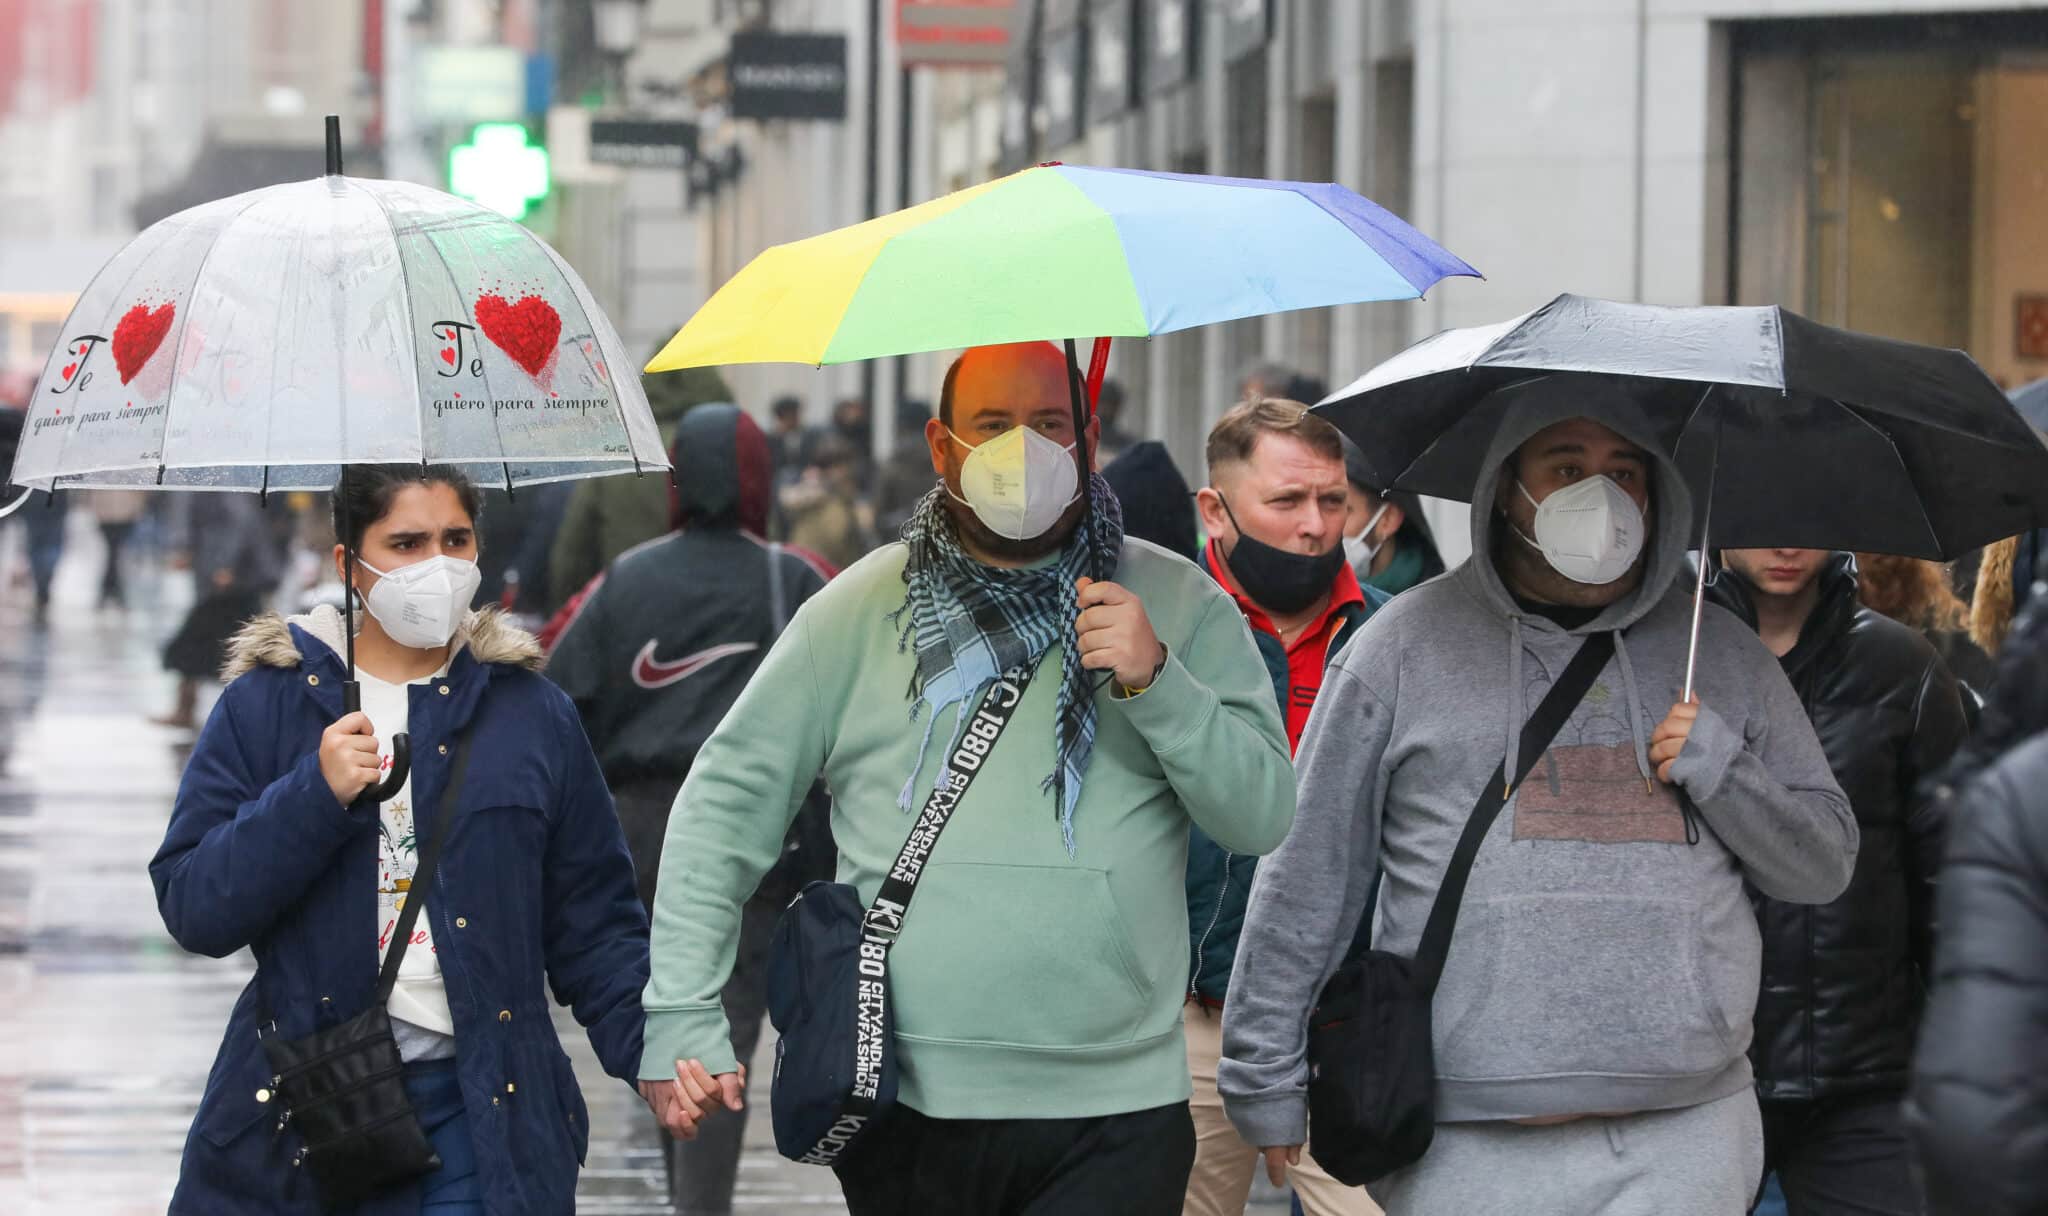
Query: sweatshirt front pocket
[
  {"left": 1434, "top": 893, "right": 1739, "bottom": 1082},
  {"left": 888, "top": 862, "right": 1154, "bottom": 1049}
]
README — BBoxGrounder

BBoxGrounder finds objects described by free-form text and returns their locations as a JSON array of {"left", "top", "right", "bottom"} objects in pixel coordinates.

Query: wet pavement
[{"left": 0, "top": 512, "right": 846, "bottom": 1214}]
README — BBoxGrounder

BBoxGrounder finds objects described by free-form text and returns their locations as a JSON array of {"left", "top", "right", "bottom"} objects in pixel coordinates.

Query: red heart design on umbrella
[
  {"left": 474, "top": 293, "right": 561, "bottom": 379},
  {"left": 112, "top": 302, "right": 176, "bottom": 385},
  {"left": 440, "top": 346, "right": 457, "bottom": 367},
  {"left": 61, "top": 363, "right": 76, "bottom": 381}
]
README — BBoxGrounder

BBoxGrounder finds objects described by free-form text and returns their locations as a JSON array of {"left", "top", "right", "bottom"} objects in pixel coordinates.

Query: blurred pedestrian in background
[
  {"left": 828, "top": 395, "right": 876, "bottom": 493},
  {"left": 781, "top": 433, "right": 876, "bottom": 572},
  {"left": 873, "top": 397, "right": 939, "bottom": 538},
  {"left": 19, "top": 492, "right": 65, "bottom": 628},
  {"left": 549, "top": 360, "right": 732, "bottom": 610},
  {"left": 1095, "top": 379, "right": 1139, "bottom": 466},
  {"left": 153, "top": 493, "right": 282, "bottom": 729},
  {"left": 548, "top": 404, "right": 833, "bottom": 1215},
  {"left": 1711, "top": 548, "right": 1966, "bottom": 1216},
  {"left": 1907, "top": 582, "right": 2048, "bottom": 1216},
  {"left": 767, "top": 394, "right": 811, "bottom": 485},
  {"left": 1238, "top": 361, "right": 1298, "bottom": 402},
  {"left": 1338, "top": 436, "right": 1444, "bottom": 598},
  {"left": 88, "top": 490, "right": 147, "bottom": 611},
  {"left": 1103, "top": 440, "right": 1200, "bottom": 563},
  {"left": 1856, "top": 552, "right": 1996, "bottom": 706}
]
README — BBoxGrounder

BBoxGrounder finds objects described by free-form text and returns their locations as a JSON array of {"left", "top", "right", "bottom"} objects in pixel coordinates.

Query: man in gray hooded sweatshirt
[{"left": 1219, "top": 393, "right": 1857, "bottom": 1214}]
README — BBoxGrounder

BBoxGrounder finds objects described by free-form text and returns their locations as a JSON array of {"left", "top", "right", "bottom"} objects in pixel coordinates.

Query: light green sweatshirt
[{"left": 638, "top": 537, "right": 1295, "bottom": 1118}]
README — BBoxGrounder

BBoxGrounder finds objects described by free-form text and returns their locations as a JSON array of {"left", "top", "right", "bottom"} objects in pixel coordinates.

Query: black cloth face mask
[{"left": 1217, "top": 495, "right": 1345, "bottom": 616}]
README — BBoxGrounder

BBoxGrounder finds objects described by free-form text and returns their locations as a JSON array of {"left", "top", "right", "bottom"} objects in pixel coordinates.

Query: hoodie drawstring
[
  {"left": 1504, "top": 616, "right": 1525, "bottom": 799},
  {"left": 1612, "top": 632, "right": 1656, "bottom": 797}
]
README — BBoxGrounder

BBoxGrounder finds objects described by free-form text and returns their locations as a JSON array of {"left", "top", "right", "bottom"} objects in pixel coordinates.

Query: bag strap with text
[
  {"left": 859, "top": 663, "right": 1035, "bottom": 949},
  {"left": 1414, "top": 631, "right": 1616, "bottom": 991}
]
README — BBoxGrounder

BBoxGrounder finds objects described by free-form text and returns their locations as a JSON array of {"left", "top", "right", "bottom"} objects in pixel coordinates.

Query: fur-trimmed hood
[{"left": 222, "top": 603, "right": 544, "bottom": 683}]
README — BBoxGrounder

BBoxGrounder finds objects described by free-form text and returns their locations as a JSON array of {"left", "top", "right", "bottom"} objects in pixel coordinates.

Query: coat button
[
  {"left": 256, "top": 1088, "right": 272, "bottom": 1104},
  {"left": 492, "top": 1097, "right": 500, "bottom": 1106},
  {"left": 506, "top": 1083, "right": 516, "bottom": 1094},
  {"left": 438, "top": 744, "right": 449, "bottom": 755},
  {"left": 455, "top": 917, "right": 468, "bottom": 928},
  {"left": 439, "top": 685, "right": 451, "bottom": 696},
  {"left": 499, "top": 1010, "right": 512, "bottom": 1023},
  {"left": 307, "top": 674, "right": 320, "bottom": 686}
]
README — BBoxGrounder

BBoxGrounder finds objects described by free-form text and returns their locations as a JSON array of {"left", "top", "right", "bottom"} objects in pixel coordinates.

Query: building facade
[{"left": 672, "top": 0, "right": 2048, "bottom": 560}]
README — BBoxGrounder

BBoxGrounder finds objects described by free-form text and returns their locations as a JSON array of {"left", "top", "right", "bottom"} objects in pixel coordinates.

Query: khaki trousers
[{"left": 1183, "top": 1002, "right": 1383, "bottom": 1216}]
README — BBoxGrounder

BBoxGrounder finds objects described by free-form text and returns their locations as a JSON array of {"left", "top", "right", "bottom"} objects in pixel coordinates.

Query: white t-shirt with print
[{"left": 358, "top": 667, "right": 457, "bottom": 1055}]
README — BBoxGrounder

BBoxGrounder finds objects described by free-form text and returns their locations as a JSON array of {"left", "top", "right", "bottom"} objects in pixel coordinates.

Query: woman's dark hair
[{"left": 330, "top": 464, "right": 483, "bottom": 551}]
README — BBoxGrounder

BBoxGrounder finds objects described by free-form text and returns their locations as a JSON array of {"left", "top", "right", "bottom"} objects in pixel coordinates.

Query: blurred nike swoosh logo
[{"left": 632, "top": 641, "right": 759, "bottom": 689}]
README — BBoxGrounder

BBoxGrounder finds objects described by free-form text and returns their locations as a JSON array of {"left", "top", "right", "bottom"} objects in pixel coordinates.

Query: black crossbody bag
[
  {"left": 765, "top": 664, "right": 1034, "bottom": 1167},
  {"left": 258, "top": 730, "right": 475, "bottom": 1209},
  {"left": 1305, "top": 632, "right": 1614, "bottom": 1186}
]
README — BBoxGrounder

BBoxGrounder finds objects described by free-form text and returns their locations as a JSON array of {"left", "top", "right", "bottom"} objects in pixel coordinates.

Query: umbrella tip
[{"left": 325, "top": 115, "right": 342, "bottom": 176}]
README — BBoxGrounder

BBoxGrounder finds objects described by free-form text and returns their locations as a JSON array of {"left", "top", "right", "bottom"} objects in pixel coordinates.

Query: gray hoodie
[{"left": 1218, "top": 392, "right": 1856, "bottom": 1146}]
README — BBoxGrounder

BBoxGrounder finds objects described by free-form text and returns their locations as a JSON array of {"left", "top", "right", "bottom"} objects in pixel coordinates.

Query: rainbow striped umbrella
[{"left": 646, "top": 164, "right": 1477, "bottom": 372}]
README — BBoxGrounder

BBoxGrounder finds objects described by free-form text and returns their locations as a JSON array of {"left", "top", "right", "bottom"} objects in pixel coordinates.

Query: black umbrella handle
[{"left": 341, "top": 679, "right": 411, "bottom": 805}]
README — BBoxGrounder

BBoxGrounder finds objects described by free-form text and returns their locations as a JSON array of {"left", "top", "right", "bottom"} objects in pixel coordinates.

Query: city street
[{"left": 0, "top": 514, "right": 846, "bottom": 1215}]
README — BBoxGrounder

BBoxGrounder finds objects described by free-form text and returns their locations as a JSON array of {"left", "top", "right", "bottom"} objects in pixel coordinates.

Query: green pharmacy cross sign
[{"left": 449, "top": 123, "right": 550, "bottom": 220}]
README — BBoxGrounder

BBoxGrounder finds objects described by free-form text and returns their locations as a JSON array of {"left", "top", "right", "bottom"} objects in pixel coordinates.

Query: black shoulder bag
[
  {"left": 1305, "top": 631, "right": 1615, "bottom": 1186},
  {"left": 764, "top": 664, "right": 1033, "bottom": 1167},
  {"left": 259, "top": 730, "right": 475, "bottom": 1209}
]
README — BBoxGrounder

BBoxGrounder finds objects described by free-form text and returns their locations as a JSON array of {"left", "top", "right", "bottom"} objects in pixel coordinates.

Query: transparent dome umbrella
[{"left": 4, "top": 118, "right": 670, "bottom": 801}]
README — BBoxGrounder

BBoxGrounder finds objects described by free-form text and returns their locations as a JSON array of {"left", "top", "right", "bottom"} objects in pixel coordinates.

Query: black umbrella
[{"left": 1316, "top": 293, "right": 2048, "bottom": 695}]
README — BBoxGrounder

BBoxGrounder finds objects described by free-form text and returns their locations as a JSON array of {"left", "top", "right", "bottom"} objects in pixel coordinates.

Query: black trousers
[
  {"left": 832, "top": 1100, "right": 1195, "bottom": 1216},
  {"left": 1758, "top": 1091, "right": 1924, "bottom": 1216}
]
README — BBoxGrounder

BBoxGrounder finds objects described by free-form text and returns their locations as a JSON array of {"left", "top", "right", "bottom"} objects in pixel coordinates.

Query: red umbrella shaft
[{"left": 1086, "top": 337, "right": 1111, "bottom": 411}]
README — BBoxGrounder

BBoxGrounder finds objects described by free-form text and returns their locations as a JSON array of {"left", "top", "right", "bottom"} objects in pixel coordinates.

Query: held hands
[
  {"left": 1262, "top": 1145, "right": 1302, "bottom": 1186},
  {"left": 318, "top": 712, "right": 383, "bottom": 807},
  {"left": 1075, "top": 577, "right": 1166, "bottom": 693},
  {"left": 649, "top": 1060, "right": 746, "bottom": 1141},
  {"left": 1649, "top": 698, "right": 1701, "bottom": 784}
]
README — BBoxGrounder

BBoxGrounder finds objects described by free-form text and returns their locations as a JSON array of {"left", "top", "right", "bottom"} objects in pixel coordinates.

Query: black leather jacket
[
  {"left": 1906, "top": 658, "right": 2048, "bottom": 1216},
  {"left": 1709, "top": 555, "right": 1968, "bottom": 1100}
]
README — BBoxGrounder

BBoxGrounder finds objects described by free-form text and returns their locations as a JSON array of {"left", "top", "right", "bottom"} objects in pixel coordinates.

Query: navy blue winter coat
[{"left": 150, "top": 605, "right": 650, "bottom": 1216}]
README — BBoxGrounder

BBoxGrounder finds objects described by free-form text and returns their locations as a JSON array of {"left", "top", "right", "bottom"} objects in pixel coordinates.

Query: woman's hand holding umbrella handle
[
  {"left": 1650, "top": 698, "right": 1701, "bottom": 784},
  {"left": 319, "top": 712, "right": 384, "bottom": 807}
]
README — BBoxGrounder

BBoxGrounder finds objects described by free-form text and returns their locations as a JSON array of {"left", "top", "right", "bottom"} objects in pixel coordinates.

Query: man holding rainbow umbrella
[{"left": 631, "top": 163, "right": 1475, "bottom": 1214}]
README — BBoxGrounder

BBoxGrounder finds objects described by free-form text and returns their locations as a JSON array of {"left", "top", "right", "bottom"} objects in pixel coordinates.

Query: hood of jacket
[
  {"left": 1463, "top": 384, "right": 1697, "bottom": 634},
  {"left": 667, "top": 402, "right": 772, "bottom": 536},
  {"left": 645, "top": 364, "right": 734, "bottom": 428},
  {"left": 1451, "top": 385, "right": 1700, "bottom": 793},
  {"left": 222, "top": 603, "right": 544, "bottom": 683}
]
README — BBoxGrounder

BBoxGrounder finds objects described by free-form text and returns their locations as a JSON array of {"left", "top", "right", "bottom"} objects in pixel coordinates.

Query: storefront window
[{"left": 1733, "top": 16, "right": 2048, "bottom": 390}]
